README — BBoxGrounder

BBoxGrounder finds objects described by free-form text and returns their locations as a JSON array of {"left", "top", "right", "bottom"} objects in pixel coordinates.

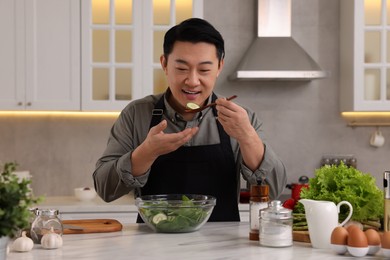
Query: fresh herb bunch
[
  {"left": 0, "top": 162, "right": 41, "bottom": 237},
  {"left": 295, "top": 162, "right": 383, "bottom": 223}
]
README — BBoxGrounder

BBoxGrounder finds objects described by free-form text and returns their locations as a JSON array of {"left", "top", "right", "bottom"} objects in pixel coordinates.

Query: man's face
[{"left": 161, "top": 41, "right": 224, "bottom": 113}]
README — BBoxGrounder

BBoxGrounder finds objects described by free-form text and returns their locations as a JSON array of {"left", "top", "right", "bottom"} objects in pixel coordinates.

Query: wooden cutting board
[
  {"left": 293, "top": 231, "right": 311, "bottom": 243},
  {"left": 63, "top": 219, "right": 123, "bottom": 235}
]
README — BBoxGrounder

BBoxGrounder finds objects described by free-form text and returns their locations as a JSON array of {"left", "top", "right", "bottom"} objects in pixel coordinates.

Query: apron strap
[{"left": 149, "top": 95, "right": 166, "bottom": 129}]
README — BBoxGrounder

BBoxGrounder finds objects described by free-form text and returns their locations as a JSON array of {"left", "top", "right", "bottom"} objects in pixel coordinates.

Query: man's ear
[
  {"left": 217, "top": 59, "right": 224, "bottom": 77},
  {"left": 160, "top": 55, "right": 168, "bottom": 73}
]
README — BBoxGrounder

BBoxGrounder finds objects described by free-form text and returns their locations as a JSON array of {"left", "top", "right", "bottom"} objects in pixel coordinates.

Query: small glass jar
[
  {"left": 20, "top": 208, "right": 39, "bottom": 238},
  {"left": 30, "top": 209, "right": 63, "bottom": 244},
  {"left": 259, "top": 200, "right": 293, "bottom": 247}
]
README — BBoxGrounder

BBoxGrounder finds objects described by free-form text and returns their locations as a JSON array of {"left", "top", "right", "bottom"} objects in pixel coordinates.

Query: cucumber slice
[
  {"left": 152, "top": 213, "right": 168, "bottom": 224},
  {"left": 186, "top": 102, "right": 200, "bottom": 110}
]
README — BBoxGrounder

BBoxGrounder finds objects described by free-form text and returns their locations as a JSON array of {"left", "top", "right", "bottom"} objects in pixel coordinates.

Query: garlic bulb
[
  {"left": 41, "top": 227, "right": 63, "bottom": 249},
  {"left": 12, "top": 231, "right": 34, "bottom": 252}
]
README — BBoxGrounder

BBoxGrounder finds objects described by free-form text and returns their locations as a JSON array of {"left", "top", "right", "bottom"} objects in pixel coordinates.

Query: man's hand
[
  {"left": 215, "top": 98, "right": 254, "bottom": 141},
  {"left": 215, "top": 98, "right": 264, "bottom": 171},
  {"left": 145, "top": 120, "right": 199, "bottom": 158},
  {"left": 131, "top": 120, "right": 199, "bottom": 176}
]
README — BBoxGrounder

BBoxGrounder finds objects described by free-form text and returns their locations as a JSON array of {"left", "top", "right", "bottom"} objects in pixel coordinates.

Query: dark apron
[{"left": 136, "top": 93, "right": 240, "bottom": 222}]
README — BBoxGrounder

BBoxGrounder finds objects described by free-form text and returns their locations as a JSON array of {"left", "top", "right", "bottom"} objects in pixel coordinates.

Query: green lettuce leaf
[{"left": 296, "top": 162, "right": 383, "bottom": 222}]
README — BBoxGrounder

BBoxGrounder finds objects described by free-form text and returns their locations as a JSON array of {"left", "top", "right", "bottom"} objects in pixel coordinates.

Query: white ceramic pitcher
[{"left": 299, "top": 199, "right": 353, "bottom": 249}]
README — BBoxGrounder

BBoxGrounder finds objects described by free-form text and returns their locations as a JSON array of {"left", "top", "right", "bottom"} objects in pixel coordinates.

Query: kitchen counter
[
  {"left": 6, "top": 222, "right": 373, "bottom": 260},
  {"left": 35, "top": 196, "right": 250, "bottom": 223}
]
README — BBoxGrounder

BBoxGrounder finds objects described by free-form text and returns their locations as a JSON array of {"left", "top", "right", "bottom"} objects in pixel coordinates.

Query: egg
[
  {"left": 331, "top": 226, "right": 349, "bottom": 245},
  {"left": 345, "top": 221, "right": 363, "bottom": 230},
  {"left": 348, "top": 228, "right": 368, "bottom": 247},
  {"left": 347, "top": 228, "right": 369, "bottom": 257},
  {"left": 365, "top": 229, "right": 381, "bottom": 255},
  {"left": 365, "top": 229, "right": 381, "bottom": 246},
  {"left": 346, "top": 224, "right": 361, "bottom": 233},
  {"left": 330, "top": 227, "right": 349, "bottom": 255},
  {"left": 381, "top": 231, "right": 390, "bottom": 249}
]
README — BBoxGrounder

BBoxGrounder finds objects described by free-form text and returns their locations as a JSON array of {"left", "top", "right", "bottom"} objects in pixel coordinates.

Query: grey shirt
[{"left": 93, "top": 92, "right": 287, "bottom": 202}]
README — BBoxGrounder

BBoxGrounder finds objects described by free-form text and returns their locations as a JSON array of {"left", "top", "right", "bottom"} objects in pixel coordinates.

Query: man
[{"left": 93, "top": 18, "right": 286, "bottom": 221}]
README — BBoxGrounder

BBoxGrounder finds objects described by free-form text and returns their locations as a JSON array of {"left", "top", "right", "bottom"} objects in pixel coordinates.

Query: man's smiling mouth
[{"left": 183, "top": 90, "right": 201, "bottom": 95}]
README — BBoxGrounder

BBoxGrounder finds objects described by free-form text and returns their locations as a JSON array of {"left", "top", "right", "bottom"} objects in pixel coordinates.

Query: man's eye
[{"left": 176, "top": 67, "right": 188, "bottom": 71}]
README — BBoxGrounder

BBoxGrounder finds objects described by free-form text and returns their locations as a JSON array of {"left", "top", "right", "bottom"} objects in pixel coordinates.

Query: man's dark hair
[{"left": 163, "top": 18, "right": 225, "bottom": 63}]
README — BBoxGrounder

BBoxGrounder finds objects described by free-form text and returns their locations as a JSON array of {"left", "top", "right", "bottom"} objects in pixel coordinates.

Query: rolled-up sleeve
[
  {"left": 93, "top": 97, "right": 156, "bottom": 202},
  {"left": 238, "top": 109, "right": 287, "bottom": 200},
  {"left": 240, "top": 144, "right": 287, "bottom": 200}
]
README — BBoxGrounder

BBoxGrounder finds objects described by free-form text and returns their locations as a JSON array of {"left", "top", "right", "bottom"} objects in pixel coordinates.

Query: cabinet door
[
  {"left": 0, "top": 0, "right": 80, "bottom": 111},
  {"left": 81, "top": 0, "right": 203, "bottom": 111},
  {"left": 24, "top": 0, "right": 80, "bottom": 110},
  {"left": 0, "top": 0, "right": 25, "bottom": 110},
  {"left": 358, "top": 0, "right": 390, "bottom": 110}
]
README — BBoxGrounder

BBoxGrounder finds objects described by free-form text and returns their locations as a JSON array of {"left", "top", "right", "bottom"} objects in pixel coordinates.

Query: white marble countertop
[{"left": 6, "top": 222, "right": 379, "bottom": 260}]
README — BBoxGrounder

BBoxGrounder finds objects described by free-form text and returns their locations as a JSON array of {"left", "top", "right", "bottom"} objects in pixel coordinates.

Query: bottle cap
[
  {"left": 260, "top": 200, "right": 292, "bottom": 220},
  {"left": 250, "top": 184, "right": 269, "bottom": 202}
]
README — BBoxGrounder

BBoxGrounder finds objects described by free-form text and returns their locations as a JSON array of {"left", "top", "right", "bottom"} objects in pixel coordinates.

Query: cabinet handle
[
  {"left": 27, "top": 102, "right": 32, "bottom": 106},
  {"left": 17, "top": 102, "right": 23, "bottom": 106}
]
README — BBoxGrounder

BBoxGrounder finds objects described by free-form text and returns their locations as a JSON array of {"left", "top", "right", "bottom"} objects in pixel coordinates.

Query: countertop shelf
[
  {"left": 35, "top": 195, "right": 137, "bottom": 213},
  {"left": 35, "top": 195, "right": 250, "bottom": 214}
]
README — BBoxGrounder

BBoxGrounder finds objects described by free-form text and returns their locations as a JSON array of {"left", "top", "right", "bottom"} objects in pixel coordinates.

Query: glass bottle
[
  {"left": 259, "top": 200, "right": 293, "bottom": 247},
  {"left": 249, "top": 184, "right": 269, "bottom": 241},
  {"left": 384, "top": 171, "right": 390, "bottom": 231},
  {"left": 30, "top": 209, "right": 63, "bottom": 244}
]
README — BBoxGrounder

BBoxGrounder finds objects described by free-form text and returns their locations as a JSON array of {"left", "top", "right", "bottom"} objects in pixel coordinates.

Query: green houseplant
[{"left": 0, "top": 162, "right": 41, "bottom": 258}]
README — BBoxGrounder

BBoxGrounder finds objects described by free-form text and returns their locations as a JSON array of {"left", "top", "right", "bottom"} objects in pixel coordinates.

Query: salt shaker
[
  {"left": 259, "top": 200, "right": 293, "bottom": 247},
  {"left": 249, "top": 184, "right": 269, "bottom": 240},
  {"left": 30, "top": 209, "right": 63, "bottom": 244}
]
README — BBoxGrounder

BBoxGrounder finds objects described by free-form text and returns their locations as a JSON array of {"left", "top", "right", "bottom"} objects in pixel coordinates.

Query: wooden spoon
[{"left": 185, "top": 95, "right": 237, "bottom": 113}]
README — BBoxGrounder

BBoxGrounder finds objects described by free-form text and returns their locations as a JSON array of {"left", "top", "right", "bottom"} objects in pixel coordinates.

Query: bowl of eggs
[{"left": 330, "top": 224, "right": 381, "bottom": 257}]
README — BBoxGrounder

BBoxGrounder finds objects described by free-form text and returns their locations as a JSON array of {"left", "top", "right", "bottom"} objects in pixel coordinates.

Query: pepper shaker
[{"left": 249, "top": 184, "right": 269, "bottom": 240}]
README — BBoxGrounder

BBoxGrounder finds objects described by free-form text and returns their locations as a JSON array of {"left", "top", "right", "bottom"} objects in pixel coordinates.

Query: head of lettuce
[{"left": 295, "top": 162, "right": 383, "bottom": 230}]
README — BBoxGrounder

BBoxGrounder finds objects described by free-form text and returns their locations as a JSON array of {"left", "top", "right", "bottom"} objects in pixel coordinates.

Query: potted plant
[{"left": 0, "top": 162, "right": 40, "bottom": 259}]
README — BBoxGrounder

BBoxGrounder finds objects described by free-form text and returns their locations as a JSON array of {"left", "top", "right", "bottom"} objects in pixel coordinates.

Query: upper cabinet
[
  {"left": 340, "top": 0, "right": 390, "bottom": 111},
  {"left": 0, "top": 0, "right": 80, "bottom": 111},
  {"left": 0, "top": 0, "right": 202, "bottom": 112},
  {"left": 81, "top": 0, "right": 203, "bottom": 111}
]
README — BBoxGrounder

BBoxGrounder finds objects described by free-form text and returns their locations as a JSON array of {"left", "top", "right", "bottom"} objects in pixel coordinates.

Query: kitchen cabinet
[
  {"left": 0, "top": 0, "right": 80, "bottom": 111},
  {"left": 81, "top": 0, "right": 203, "bottom": 111},
  {"left": 340, "top": 0, "right": 390, "bottom": 111}
]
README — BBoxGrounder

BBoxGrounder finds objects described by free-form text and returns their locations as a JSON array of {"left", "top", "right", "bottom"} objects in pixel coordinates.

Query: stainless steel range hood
[{"left": 229, "top": 0, "right": 327, "bottom": 81}]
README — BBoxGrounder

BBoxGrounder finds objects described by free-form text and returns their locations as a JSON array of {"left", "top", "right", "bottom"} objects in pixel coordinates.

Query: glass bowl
[{"left": 135, "top": 194, "right": 216, "bottom": 233}]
